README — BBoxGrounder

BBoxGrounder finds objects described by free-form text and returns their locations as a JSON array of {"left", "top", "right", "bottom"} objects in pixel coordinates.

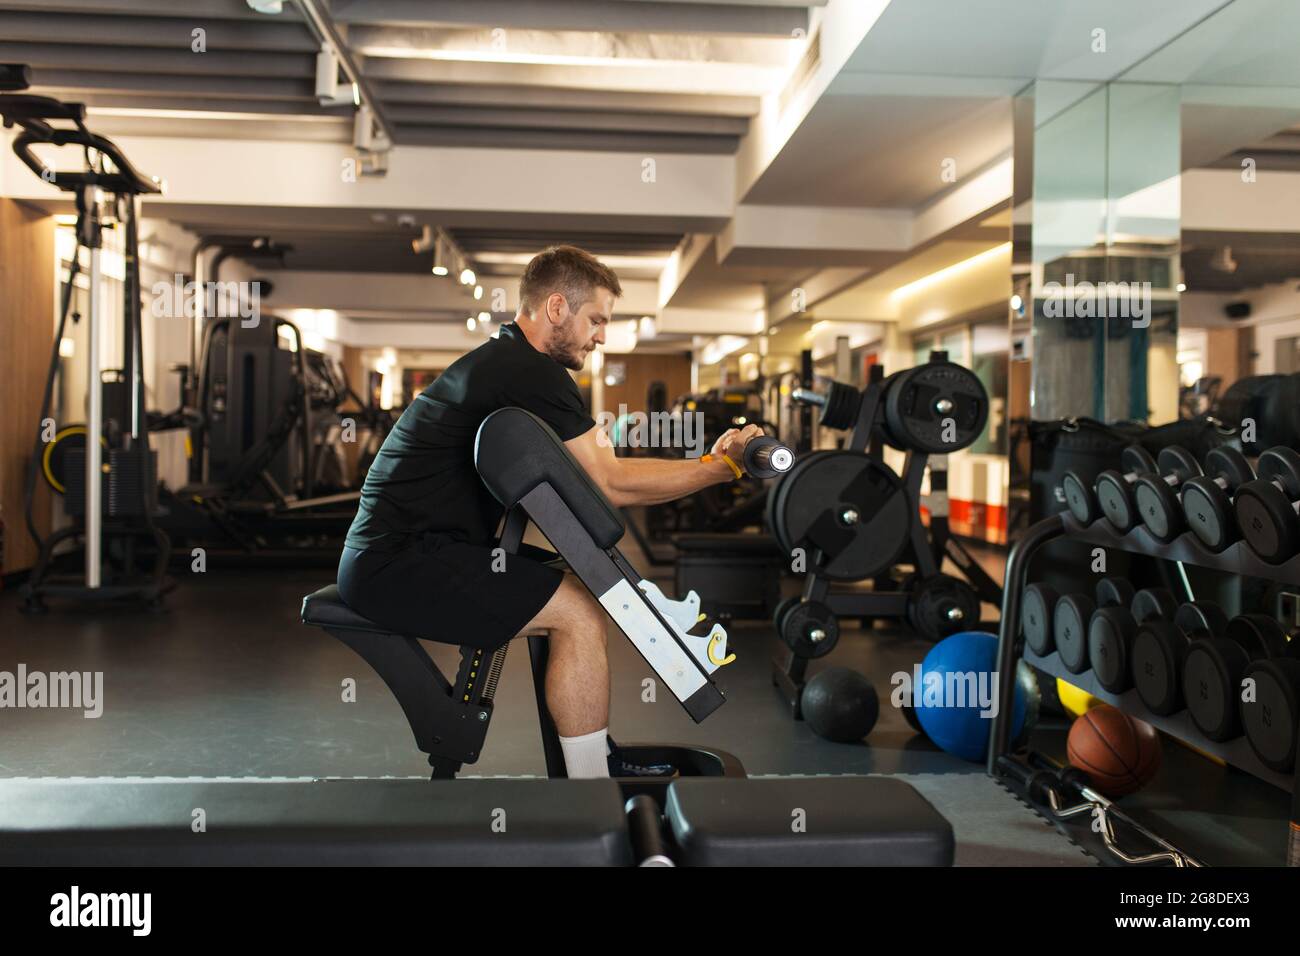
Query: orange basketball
[{"left": 1066, "top": 704, "right": 1161, "bottom": 797}]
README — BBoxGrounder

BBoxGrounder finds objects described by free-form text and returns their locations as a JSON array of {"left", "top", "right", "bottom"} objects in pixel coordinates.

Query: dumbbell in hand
[
  {"left": 1182, "top": 614, "right": 1289, "bottom": 742},
  {"left": 1131, "top": 447, "right": 1204, "bottom": 542},
  {"left": 1053, "top": 578, "right": 1136, "bottom": 675},
  {"left": 1232, "top": 446, "right": 1300, "bottom": 564},
  {"left": 1178, "top": 446, "right": 1256, "bottom": 552},
  {"left": 1131, "top": 600, "right": 1227, "bottom": 716},
  {"left": 741, "top": 436, "right": 794, "bottom": 479},
  {"left": 1063, "top": 446, "right": 1155, "bottom": 526}
]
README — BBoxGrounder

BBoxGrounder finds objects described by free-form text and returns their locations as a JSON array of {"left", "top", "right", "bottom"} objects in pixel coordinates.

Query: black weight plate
[
  {"left": 1133, "top": 474, "right": 1182, "bottom": 542},
  {"left": 1257, "top": 446, "right": 1300, "bottom": 495},
  {"left": 782, "top": 600, "right": 839, "bottom": 659},
  {"left": 1053, "top": 594, "right": 1094, "bottom": 674},
  {"left": 772, "top": 596, "right": 801, "bottom": 636},
  {"left": 1234, "top": 480, "right": 1300, "bottom": 563},
  {"left": 766, "top": 450, "right": 832, "bottom": 557},
  {"left": 1022, "top": 583, "right": 1059, "bottom": 656},
  {"left": 1205, "top": 445, "right": 1254, "bottom": 487},
  {"left": 1156, "top": 446, "right": 1201, "bottom": 480},
  {"left": 1226, "top": 613, "right": 1289, "bottom": 660},
  {"left": 1132, "top": 587, "right": 1177, "bottom": 623},
  {"left": 909, "top": 574, "right": 979, "bottom": 642},
  {"left": 1174, "top": 601, "right": 1229, "bottom": 639},
  {"left": 1088, "top": 607, "right": 1135, "bottom": 693},
  {"left": 821, "top": 381, "right": 861, "bottom": 431},
  {"left": 882, "top": 362, "right": 988, "bottom": 454},
  {"left": 1095, "top": 470, "right": 1140, "bottom": 532},
  {"left": 1095, "top": 576, "right": 1135, "bottom": 609},
  {"left": 771, "top": 451, "right": 909, "bottom": 581},
  {"left": 1120, "top": 445, "right": 1158, "bottom": 475},
  {"left": 1061, "top": 471, "right": 1098, "bottom": 524},
  {"left": 1241, "top": 658, "right": 1300, "bottom": 772},
  {"left": 1182, "top": 638, "right": 1246, "bottom": 741},
  {"left": 1180, "top": 477, "right": 1234, "bottom": 551},
  {"left": 1131, "top": 621, "right": 1189, "bottom": 715}
]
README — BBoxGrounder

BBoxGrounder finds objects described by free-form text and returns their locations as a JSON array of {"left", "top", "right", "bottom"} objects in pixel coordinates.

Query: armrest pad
[{"left": 475, "top": 408, "right": 624, "bottom": 550}]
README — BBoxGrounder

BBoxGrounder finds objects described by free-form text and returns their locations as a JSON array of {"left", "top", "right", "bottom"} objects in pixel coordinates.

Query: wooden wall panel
[
  {"left": 599, "top": 352, "right": 692, "bottom": 419},
  {"left": 0, "top": 199, "right": 55, "bottom": 575}
]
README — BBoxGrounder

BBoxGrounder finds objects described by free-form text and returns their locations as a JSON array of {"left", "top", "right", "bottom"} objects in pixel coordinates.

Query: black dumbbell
[
  {"left": 1242, "top": 643, "right": 1300, "bottom": 773},
  {"left": 1053, "top": 578, "right": 1135, "bottom": 675},
  {"left": 1131, "top": 447, "right": 1204, "bottom": 542},
  {"left": 1233, "top": 447, "right": 1300, "bottom": 564},
  {"left": 1095, "top": 447, "right": 1196, "bottom": 533},
  {"left": 1178, "top": 446, "right": 1256, "bottom": 553},
  {"left": 742, "top": 436, "right": 794, "bottom": 479},
  {"left": 1063, "top": 446, "right": 1155, "bottom": 526},
  {"left": 1130, "top": 600, "right": 1226, "bottom": 716},
  {"left": 1087, "top": 584, "right": 1173, "bottom": 694},
  {"left": 1183, "top": 614, "right": 1289, "bottom": 742},
  {"left": 1022, "top": 583, "right": 1060, "bottom": 657}
]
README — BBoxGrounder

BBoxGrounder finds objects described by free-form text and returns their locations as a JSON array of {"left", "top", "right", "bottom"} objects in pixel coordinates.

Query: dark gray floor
[{"left": 0, "top": 537, "right": 1290, "bottom": 866}]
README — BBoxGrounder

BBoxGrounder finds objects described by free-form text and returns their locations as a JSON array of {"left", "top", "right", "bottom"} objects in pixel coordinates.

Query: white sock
[{"left": 559, "top": 728, "right": 610, "bottom": 778}]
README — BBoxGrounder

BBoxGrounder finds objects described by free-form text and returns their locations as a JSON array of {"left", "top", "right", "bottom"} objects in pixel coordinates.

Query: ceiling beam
[
  {"left": 393, "top": 125, "right": 738, "bottom": 154},
  {"left": 0, "top": 10, "right": 314, "bottom": 50},
  {"left": 375, "top": 80, "right": 757, "bottom": 118},
  {"left": 385, "top": 104, "right": 747, "bottom": 136},
  {"left": 0, "top": 0, "right": 304, "bottom": 18},
  {"left": 348, "top": 25, "right": 800, "bottom": 67},
  {"left": 330, "top": 0, "right": 811, "bottom": 37},
  {"left": 363, "top": 53, "right": 781, "bottom": 97},
  {"left": 26, "top": 70, "right": 316, "bottom": 101},
  {"left": 4, "top": 41, "right": 314, "bottom": 79}
]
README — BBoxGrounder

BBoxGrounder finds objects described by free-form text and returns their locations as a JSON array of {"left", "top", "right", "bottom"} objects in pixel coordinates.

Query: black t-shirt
[{"left": 345, "top": 322, "right": 595, "bottom": 552}]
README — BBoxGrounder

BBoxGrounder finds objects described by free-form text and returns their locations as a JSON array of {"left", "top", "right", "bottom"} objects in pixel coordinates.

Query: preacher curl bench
[
  {"left": 301, "top": 407, "right": 742, "bottom": 781},
  {"left": 0, "top": 410, "right": 954, "bottom": 866}
]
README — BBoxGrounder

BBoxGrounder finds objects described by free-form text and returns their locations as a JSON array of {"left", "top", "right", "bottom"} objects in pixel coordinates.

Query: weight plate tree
[
  {"left": 882, "top": 361, "right": 989, "bottom": 454},
  {"left": 767, "top": 451, "right": 910, "bottom": 581}
]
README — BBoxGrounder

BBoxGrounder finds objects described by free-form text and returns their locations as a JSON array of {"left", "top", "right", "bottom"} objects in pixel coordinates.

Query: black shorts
[{"left": 337, "top": 536, "right": 565, "bottom": 652}]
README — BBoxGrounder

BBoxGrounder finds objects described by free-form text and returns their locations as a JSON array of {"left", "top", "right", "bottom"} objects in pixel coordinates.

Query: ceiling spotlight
[
  {"left": 478, "top": 311, "right": 490, "bottom": 323},
  {"left": 473, "top": 285, "right": 483, "bottom": 300},
  {"left": 1176, "top": 282, "right": 1187, "bottom": 293},
  {"left": 1010, "top": 294, "right": 1023, "bottom": 311},
  {"left": 460, "top": 267, "right": 476, "bottom": 286},
  {"left": 432, "top": 240, "right": 448, "bottom": 276},
  {"left": 466, "top": 316, "right": 477, "bottom": 331},
  {"left": 1210, "top": 246, "right": 1238, "bottom": 274},
  {"left": 353, "top": 104, "right": 375, "bottom": 150},
  {"left": 412, "top": 225, "right": 434, "bottom": 255},
  {"left": 315, "top": 47, "right": 339, "bottom": 103}
]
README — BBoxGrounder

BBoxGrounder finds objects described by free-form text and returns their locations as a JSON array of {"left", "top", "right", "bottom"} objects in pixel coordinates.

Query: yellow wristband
[{"left": 702, "top": 453, "right": 743, "bottom": 480}]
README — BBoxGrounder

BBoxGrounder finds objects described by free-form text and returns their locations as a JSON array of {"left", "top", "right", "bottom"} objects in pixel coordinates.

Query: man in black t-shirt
[{"left": 338, "top": 245, "right": 760, "bottom": 778}]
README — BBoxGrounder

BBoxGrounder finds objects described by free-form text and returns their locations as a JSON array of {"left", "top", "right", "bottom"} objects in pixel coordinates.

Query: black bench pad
[
  {"left": 301, "top": 584, "right": 386, "bottom": 633},
  {"left": 0, "top": 778, "right": 633, "bottom": 866},
  {"left": 665, "top": 776, "right": 954, "bottom": 866}
]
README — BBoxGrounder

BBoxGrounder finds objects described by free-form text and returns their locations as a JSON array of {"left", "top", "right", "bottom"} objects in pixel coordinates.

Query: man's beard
[{"left": 545, "top": 319, "right": 587, "bottom": 370}]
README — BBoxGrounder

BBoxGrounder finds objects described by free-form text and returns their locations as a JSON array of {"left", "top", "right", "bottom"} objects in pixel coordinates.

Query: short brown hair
[{"left": 518, "top": 245, "right": 622, "bottom": 317}]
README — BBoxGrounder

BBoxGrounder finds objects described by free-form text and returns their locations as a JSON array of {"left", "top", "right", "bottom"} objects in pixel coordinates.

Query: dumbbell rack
[{"left": 988, "top": 512, "right": 1299, "bottom": 852}]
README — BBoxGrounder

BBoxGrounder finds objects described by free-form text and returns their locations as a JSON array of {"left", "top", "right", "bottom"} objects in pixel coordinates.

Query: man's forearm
[{"left": 604, "top": 456, "right": 736, "bottom": 507}]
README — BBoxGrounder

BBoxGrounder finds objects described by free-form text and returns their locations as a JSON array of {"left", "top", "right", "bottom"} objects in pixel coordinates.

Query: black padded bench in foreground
[{"left": 0, "top": 777, "right": 954, "bottom": 867}]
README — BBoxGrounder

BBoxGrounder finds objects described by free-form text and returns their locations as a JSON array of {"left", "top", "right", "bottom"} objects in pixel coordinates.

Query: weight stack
[{"left": 63, "top": 448, "right": 157, "bottom": 518}]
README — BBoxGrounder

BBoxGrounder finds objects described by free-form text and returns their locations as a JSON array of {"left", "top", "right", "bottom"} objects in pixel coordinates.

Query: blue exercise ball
[{"left": 912, "top": 631, "right": 1027, "bottom": 762}]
